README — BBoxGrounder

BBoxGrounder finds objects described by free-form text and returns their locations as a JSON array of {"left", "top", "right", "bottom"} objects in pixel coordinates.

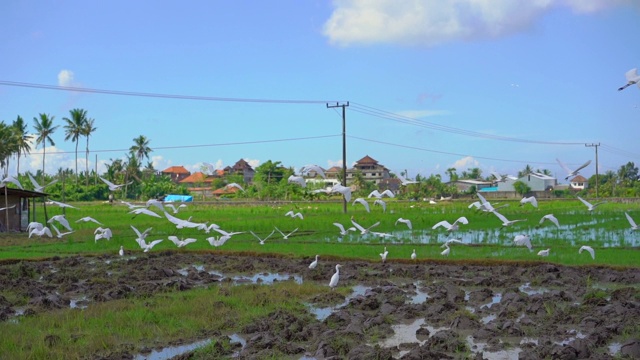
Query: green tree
[
  {"left": 446, "top": 167, "right": 458, "bottom": 182},
  {"left": 513, "top": 180, "right": 531, "bottom": 196},
  {"left": 0, "top": 122, "right": 19, "bottom": 176},
  {"left": 518, "top": 165, "right": 533, "bottom": 178},
  {"left": 130, "top": 135, "right": 152, "bottom": 164},
  {"left": 81, "top": 118, "right": 97, "bottom": 186},
  {"left": 33, "top": 113, "right": 59, "bottom": 183},
  {"left": 617, "top": 162, "right": 639, "bottom": 187},
  {"left": 63, "top": 108, "right": 88, "bottom": 183},
  {"left": 11, "top": 116, "right": 32, "bottom": 176}
]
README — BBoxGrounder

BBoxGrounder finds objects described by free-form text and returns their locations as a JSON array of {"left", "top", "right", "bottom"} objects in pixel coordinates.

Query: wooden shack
[{"left": 0, "top": 186, "right": 47, "bottom": 232}]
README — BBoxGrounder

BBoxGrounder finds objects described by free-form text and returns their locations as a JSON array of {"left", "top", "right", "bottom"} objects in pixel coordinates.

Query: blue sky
[{"left": 1, "top": 0, "right": 639, "bottom": 183}]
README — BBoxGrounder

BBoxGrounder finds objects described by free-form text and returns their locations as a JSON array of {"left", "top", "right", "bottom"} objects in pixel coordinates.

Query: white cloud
[
  {"left": 326, "top": 159, "right": 343, "bottom": 168},
  {"left": 244, "top": 158, "right": 260, "bottom": 169},
  {"left": 451, "top": 156, "right": 479, "bottom": 169},
  {"left": 395, "top": 109, "right": 450, "bottom": 119},
  {"left": 58, "top": 70, "right": 75, "bottom": 87},
  {"left": 323, "top": 0, "right": 627, "bottom": 47}
]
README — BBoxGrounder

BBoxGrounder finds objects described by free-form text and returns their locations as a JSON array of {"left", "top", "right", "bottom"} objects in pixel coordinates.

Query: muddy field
[{"left": 1, "top": 252, "right": 639, "bottom": 359}]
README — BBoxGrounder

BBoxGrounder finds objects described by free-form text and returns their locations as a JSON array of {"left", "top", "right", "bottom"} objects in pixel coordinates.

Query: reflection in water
[{"left": 307, "top": 285, "right": 372, "bottom": 321}]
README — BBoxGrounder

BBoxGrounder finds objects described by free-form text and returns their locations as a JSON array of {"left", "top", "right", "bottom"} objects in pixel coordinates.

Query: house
[
  {"left": 497, "top": 172, "right": 557, "bottom": 192},
  {"left": 179, "top": 172, "right": 214, "bottom": 188},
  {"left": 569, "top": 175, "right": 588, "bottom": 190},
  {"left": 347, "top": 155, "right": 391, "bottom": 185},
  {"left": 447, "top": 179, "right": 494, "bottom": 193},
  {"left": 212, "top": 186, "right": 241, "bottom": 197},
  {"left": 0, "top": 187, "right": 46, "bottom": 232},
  {"left": 160, "top": 166, "right": 191, "bottom": 183},
  {"left": 224, "top": 159, "right": 255, "bottom": 184}
]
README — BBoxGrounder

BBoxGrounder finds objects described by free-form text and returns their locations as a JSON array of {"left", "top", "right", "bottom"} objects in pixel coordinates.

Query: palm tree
[
  {"left": 33, "top": 113, "right": 59, "bottom": 183},
  {"left": 0, "top": 122, "right": 18, "bottom": 177},
  {"left": 130, "top": 135, "right": 152, "bottom": 164},
  {"left": 63, "top": 108, "right": 88, "bottom": 183},
  {"left": 11, "top": 116, "right": 33, "bottom": 176},
  {"left": 518, "top": 164, "right": 533, "bottom": 178},
  {"left": 81, "top": 118, "right": 97, "bottom": 186}
]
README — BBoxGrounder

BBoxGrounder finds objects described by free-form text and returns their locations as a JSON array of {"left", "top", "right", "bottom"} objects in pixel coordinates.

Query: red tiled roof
[
  {"left": 161, "top": 166, "right": 190, "bottom": 174},
  {"left": 212, "top": 186, "right": 240, "bottom": 195},
  {"left": 355, "top": 155, "right": 378, "bottom": 165},
  {"left": 179, "top": 172, "right": 213, "bottom": 184},
  {"left": 326, "top": 166, "right": 342, "bottom": 173},
  {"left": 571, "top": 175, "right": 588, "bottom": 182}
]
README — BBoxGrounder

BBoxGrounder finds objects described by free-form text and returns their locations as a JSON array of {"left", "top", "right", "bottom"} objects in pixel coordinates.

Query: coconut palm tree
[
  {"left": 0, "top": 122, "right": 18, "bottom": 176},
  {"left": 130, "top": 135, "right": 152, "bottom": 165},
  {"left": 81, "top": 118, "right": 97, "bottom": 186},
  {"left": 11, "top": 116, "right": 32, "bottom": 176},
  {"left": 33, "top": 113, "right": 59, "bottom": 183},
  {"left": 63, "top": 108, "right": 88, "bottom": 183}
]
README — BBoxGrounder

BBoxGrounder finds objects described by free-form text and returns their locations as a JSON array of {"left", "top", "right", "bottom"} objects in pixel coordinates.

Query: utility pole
[
  {"left": 585, "top": 143, "right": 600, "bottom": 198},
  {"left": 327, "top": 102, "right": 349, "bottom": 213}
]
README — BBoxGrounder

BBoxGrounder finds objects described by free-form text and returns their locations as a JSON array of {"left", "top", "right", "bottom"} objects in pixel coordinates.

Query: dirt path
[{"left": 1, "top": 252, "right": 639, "bottom": 359}]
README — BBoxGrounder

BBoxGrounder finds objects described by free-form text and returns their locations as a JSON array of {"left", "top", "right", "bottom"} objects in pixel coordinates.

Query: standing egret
[
  {"left": 329, "top": 264, "right": 341, "bottom": 289},
  {"left": 380, "top": 247, "right": 388, "bottom": 263},
  {"left": 119, "top": 246, "right": 124, "bottom": 257},
  {"left": 579, "top": 245, "right": 595, "bottom": 260},
  {"left": 309, "top": 255, "right": 319, "bottom": 269},
  {"left": 411, "top": 249, "right": 416, "bottom": 261},
  {"left": 556, "top": 158, "right": 591, "bottom": 180},
  {"left": 625, "top": 212, "right": 638, "bottom": 231},
  {"left": 618, "top": 68, "right": 640, "bottom": 91},
  {"left": 537, "top": 248, "right": 550, "bottom": 257},
  {"left": 577, "top": 196, "right": 606, "bottom": 212},
  {"left": 441, "top": 244, "right": 450, "bottom": 256}
]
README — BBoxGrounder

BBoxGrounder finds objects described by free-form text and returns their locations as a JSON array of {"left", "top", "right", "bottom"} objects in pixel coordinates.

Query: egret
[
  {"left": 350, "top": 217, "right": 380, "bottom": 235},
  {"left": 577, "top": 196, "right": 606, "bottom": 212},
  {"left": 165, "top": 203, "right": 187, "bottom": 214},
  {"left": 443, "top": 238, "right": 464, "bottom": 247},
  {"left": 372, "top": 231, "right": 394, "bottom": 239},
  {"left": 618, "top": 68, "right": 640, "bottom": 91},
  {"left": 212, "top": 227, "right": 244, "bottom": 240},
  {"left": 29, "top": 226, "right": 53, "bottom": 238},
  {"left": 137, "top": 238, "right": 163, "bottom": 252},
  {"left": 352, "top": 198, "right": 370, "bottom": 212},
  {"left": 164, "top": 211, "right": 207, "bottom": 230},
  {"left": 537, "top": 248, "right": 550, "bottom": 257},
  {"left": 309, "top": 255, "right": 319, "bottom": 269},
  {"left": 94, "top": 227, "right": 113, "bottom": 242},
  {"left": 275, "top": 227, "right": 298, "bottom": 240},
  {"left": 168, "top": 236, "right": 197, "bottom": 248},
  {"left": 625, "top": 212, "right": 638, "bottom": 231},
  {"left": 0, "top": 175, "right": 23, "bottom": 189},
  {"left": 411, "top": 249, "right": 417, "bottom": 261},
  {"left": 76, "top": 216, "right": 102, "bottom": 225},
  {"left": 28, "top": 173, "right": 57, "bottom": 192},
  {"left": 373, "top": 199, "right": 386, "bottom": 212},
  {"left": 579, "top": 245, "right": 595, "bottom": 260},
  {"left": 432, "top": 216, "right": 469, "bottom": 232},
  {"left": 287, "top": 175, "right": 306, "bottom": 188},
  {"left": 379, "top": 246, "right": 389, "bottom": 263},
  {"left": 368, "top": 189, "right": 395, "bottom": 198},
  {"left": 47, "top": 199, "right": 78, "bottom": 209},
  {"left": 513, "top": 234, "right": 533, "bottom": 251},
  {"left": 119, "top": 246, "right": 124, "bottom": 257},
  {"left": 333, "top": 222, "right": 356, "bottom": 236},
  {"left": 475, "top": 193, "right": 508, "bottom": 214},
  {"left": 50, "top": 223, "right": 73, "bottom": 238},
  {"left": 146, "top": 199, "right": 165, "bottom": 212},
  {"left": 131, "top": 225, "right": 153, "bottom": 242},
  {"left": 395, "top": 217, "right": 412, "bottom": 230},
  {"left": 329, "top": 264, "right": 341, "bottom": 289},
  {"left": 397, "top": 175, "right": 418, "bottom": 186},
  {"left": 441, "top": 244, "right": 450, "bottom": 256},
  {"left": 120, "top": 200, "right": 143, "bottom": 209},
  {"left": 27, "top": 221, "right": 44, "bottom": 233},
  {"left": 129, "top": 208, "right": 162, "bottom": 219},
  {"left": 556, "top": 158, "right": 591, "bottom": 180},
  {"left": 300, "top": 165, "right": 326, "bottom": 178},
  {"left": 539, "top": 214, "right": 560, "bottom": 228},
  {"left": 520, "top": 196, "right": 538, "bottom": 208},
  {"left": 99, "top": 176, "right": 132, "bottom": 191},
  {"left": 284, "top": 210, "right": 304, "bottom": 219},
  {"left": 493, "top": 211, "right": 526, "bottom": 228},
  {"left": 330, "top": 184, "right": 352, "bottom": 202},
  {"left": 48, "top": 215, "right": 73, "bottom": 232},
  {"left": 206, "top": 236, "right": 229, "bottom": 247},
  {"left": 250, "top": 230, "right": 275, "bottom": 245},
  {"left": 226, "top": 183, "right": 245, "bottom": 191}
]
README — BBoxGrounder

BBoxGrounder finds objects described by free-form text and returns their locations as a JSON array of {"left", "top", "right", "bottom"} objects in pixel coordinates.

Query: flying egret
[
  {"left": 380, "top": 247, "right": 388, "bottom": 263},
  {"left": 475, "top": 193, "right": 508, "bottom": 214},
  {"left": 48, "top": 215, "right": 73, "bottom": 232},
  {"left": 330, "top": 184, "right": 352, "bottom": 202},
  {"left": 395, "top": 217, "right": 412, "bottom": 230},
  {"left": 432, "top": 216, "right": 469, "bottom": 232},
  {"left": 28, "top": 173, "right": 57, "bottom": 192},
  {"left": 131, "top": 225, "right": 153, "bottom": 242},
  {"left": 352, "top": 198, "right": 370, "bottom": 212},
  {"left": 329, "top": 264, "right": 341, "bottom": 289},
  {"left": 165, "top": 203, "right": 187, "bottom": 214},
  {"left": 27, "top": 221, "right": 44, "bottom": 232},
  {"left": 556, "top": 158, "right": 591, "bottom": 180},
  {"left": 618, "top": 68, "right": 640, "bottom": 91},
  {"left": 226, "top": 183, "right": 245, "bottom": 192},
  {"left": 76, "top": 216, "right": 102, "bottom": 225},
  {"left": 513, "top": 234, "right": 533, "bottom": 251},
  {"left": 493, "top": 211, "right": 526, "bottom": 228},
  {"left": 206, "top": 236, "right": 230, "bottom": 247},
  {"left": 350, "top": 217, "right": 380, "bottom": 235},
  {"left": 372, "top": 231, "right": 394, "bottom": 239},
  {"left": 137, "top": 238, "right": 163, "bottom": 252},
  {"left": 287, "top": 175, "right": 306, "bottom": 188},
  {"left": 539, "top": 214, "right": 560, "bottom": 228},
  {"left": 443, "top": 238, "right": 465, "bottom": 247},
  {"left": 373, "top": 199, "right": 387, "bottom": 212},
  {"left": 397, "top": 175, "right": 418, "bottom": 186},
  {"left": 29, "top": 226, "right": 53, "bottom": 238},
  {"left": 168, "top": 236, "right": 197, "bottom": 248},
  {"left": 411, "top": 249, "right": 417, "bottom": 261},
  {"left": 119, "top": 246, "right": 124, "bottom": 257},
  {"left": 120, "top": 200, "right": 143, "bottom": 209},
  {"left": 212, "top": 227, "right": 244, "bottom": 240},
  {"left": 625, "top": 212, "right": 639, "bottom": 231},
  {"left": 520, "top": 196, "right": 538, "bottom": 208},
  {"left": 537, "top": 248, "right": 550, "bottom": 257},
  {"left": 99, "top": 176, "right": 132, "bottom": 191},
  {"left": 94, "top": 227, "right": 113, "bottom": 242},
  {"left": 275, "top": 227, "right": 298, "bottom": 239},
  {"left": 129, "top": 208, "right": 162, "bottom": 219},
  {"left": 368, "top": 189, "right": 395, "bottom": 198},
  {"left": 579, "top": 245, "right": 595, "bottom": 260},
  {"left": 250, "top": 230, "right": 275, "bottom": 245},
  {"left": 0, "top": 175, "right": 23, "bottom": 189},
  {"left": 47, "top": 199, "right": 78, "bottom": 209},
  {"left": 164, "top": 211, "right": 208, "bottom": 230},
  {"left": 300, "top": 165, "right": 326, "bottom": 178},
  {"left": 333, "top": 222, "right": 356, "bottom": 236},
  {"left": 309, "top": 255, "right": 319, "bottom": 269},
  {"left": 284, "top": 210, "right": 304, "bottom": 219},
  {"left": 441, "top": 244, "right": 450, "bottom": 256},
  {"left": 0, "top": 205, "right": 16, "bottom": 212},
  {"left": 146, "top": 199, "right": 165, "bottom": 212},
  {"left": 577, "top": 196, "right": 606, "bottom": 212},
  {"left": 50, "top": 223, "right": 73, "bottom": 238}
]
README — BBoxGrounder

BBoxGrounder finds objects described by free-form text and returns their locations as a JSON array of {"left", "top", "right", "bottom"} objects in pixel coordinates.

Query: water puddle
[
  {"left": 376, "top": 318, "right": 450, "bottom": 357},
  {"left": 409, "top": 286, "right": 430, "bottom": 304},
  {"left": 481, "top": 314, "right": 496, "bottom": 324},
  {"left": 519, "top": 282, "right": 548, "bottom": 295},
  {"left": 466, "top": 335, "right": 522, "bottom": 359},
  {"left": 307, "top": 285, "right": 371, "bottom": 321},
  {"left": 609, "top": 342, "right": 622, "bottom": 355},
  {"left": 134, "top": 333, "right": 246, "bottom": 360},
  {"left": 70, "top": 295, "right": 88, "bottom": 309},
  {"left": 480, "top": 293, "right": 502, "bottom": 309}
]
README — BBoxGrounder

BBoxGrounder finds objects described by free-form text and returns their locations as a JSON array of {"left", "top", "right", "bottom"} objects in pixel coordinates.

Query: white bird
[
  {"left": 129, "top": 207, "right": 162, "bottom": 219},
  {"left": 28, "top": 173, "right": 57, "bottom": 192},
  {"left": 309, "top": 255, "right": 319, "bottom": 269},
  {"left": 206, "top": 236, "right": 230, "bottom": 247},
  {"left": 493, "top": 211, "right": 526, "bottom": 228},
  {"left": 432, "top": 216, "right": 469, "bottom": 232},
  {"left": 380, "top": 247, "right": 388, "bottom": 263},
  {"left": 0, "top": 175, "right": 23, "bottom": 189},
  {"left": 119, "top": 246, "right": 124, "bottom": 256},
  {"left": 442, "top": 238, "right": 465, "bottom": 247},
  {"left": 329, "top": 264, "right": 341, "bottom": 289},
  {"left": 29, "top": 226, "right": 53, "bottom": 238},
  {"left": 513, "top": 234, "right": 533, "bottom": 251},
  {"left": 475, "top": 193, "right": 508, "bottom": 214},
  {"left": 94, "top": 227, "right": 113, "bottom": 242},
  {"left": 212, "top": 227, "right": 244, "bottom": 241},
  {"left": 0, "top": 205, "right": 16, "bottom": 212},
  {"left": 27, "top": 221, "right": 44, "bottom": 232},
  {"left": 539, "top": 214, "right": 560, "bottom": 228},
  {"left": 618, "top": 68, "right": 640, "bottom": 91},
  {"left": 164, "top": 211, "right": 207, "bottom": 230},
  {"left": 330, "top": 184, "right": 352, "bottom": 202},
  {"left": 226, "top": 183, "right": 245, "bottom": 192},
  {"left": 120, "top": 200, "right": 143, "bottom": 209},
  {"left": 300, "top": 165, "right": 326, "bottom": 178},
  {"left": 50, "top": 223, "right": 73, "bottom": 238},
  {"left": 537, "top": 248, "right": 550, "bottom": 257},
  {"left": 368, "top": 189, "right": 394, "bottom": 198},
  {"left": 411, "top": 249, "right": 417, "bottom": 261},
  {"left": 168, "top": 236, "right": 197, "bottom": 248},
  {"left": 352, "top": 198, "right": 370, "bottom": 213},
  {"left": 577, "top": 196, "right": 606, "bottom": 212},
  {"left": 395, "top": 217, "right": 412, "bottom": 230},
  {"left": 275, "top": 227, "right": 298, "bottom": 240},
  {"left": 371, "top": 231, "right": 394, "bottom": 239},
  {"left": 333, "top": 222, "right": 356, "bottom": 236},
  {"left": 146, "top": 199, "right": 165, "bottom": 212},
  {"left": 130, "top": 225, "right": 152, "bottom": 242},
  {"left": 579, "top": 245, "right": 595, "bottom": 260},
  {"left": 137, "top": 238, "right": 163, "bottom": 252},
  {"left": 284, "top": 210, "right": 304, "bottom": 219},
  {"left": 287, "top": 175, "right": 306, "bottom": 188},
  {"left": 441, "top": 244, "right": 450, "bottom": 256},
  {"left": 99, "top": 176, "right": 131, "bottom": 191},
  {"left": 350, "top": 217, "right": 380, "bottom": 235},
  {"left": 520, "top": 196, "right": 538, "bottom": 208},
  {"left": 48, "top": 215, "right": 73, "bottom": 232},
  {"left": 625, "top": 212, "right": 638, "bottom": 231},
  {"left": 205, "top": 223, "right": 221, "bottom": 233},
  {"left": 311, "top": 188, "right": 332, "bottom": 195},
  {"left": 556, "top": 158, "right": 591, "bottom": 180},
  {"left": 373, "top": 199, "right": 386, "bottom": 212},
  {"left": 202, "top": 162, "right": 217, "bottom": 175},
  {"left": 75, "top": 216, "right": 102, "bottom": 225},
  {"left": 397, "top": 175, "right": 418, "bottom": 186},
  {"left": 47, "top": 199, "right": 78, "bottom": 209},
  {"left": 250, "top": 230, "right": 275, "bottom": 245},
  {"left": 165, "top": 203, "right": 187, "bottom": 214}
]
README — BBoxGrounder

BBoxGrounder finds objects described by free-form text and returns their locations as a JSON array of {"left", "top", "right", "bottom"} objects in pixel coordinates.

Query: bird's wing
[
  {"left": 368, "top": 190, "right": 381, "bottom": 198},
  {"left": 625, "top": 68, "right": 639, "bottom": 81},
  {"left": 131, "top": 225, "right": 143, "bottom": 239},
  {"left": 368, "top": 221, "right": 380, "bottom": 230},
  {"left": 165, "top": 204, "right": 177, "bottom": 213},
  {"left": 381, "top": 189, "right": 395, "bottom": 198},
  {"left": 294, "top": 212, "right": 304, "bottom": 219},
  {"left": 455, "top": 216, "right": 469, "bottom": 225},
  {"left": 274, "top": 227, "right": 286, "bottom": 237},
  {"left": 148, "top": 239, "right": 163, "bottom": 247},
  {"left": 183, "top": 238, "right": 197, "bottom": 245},
  {"left": 249, "top": 231, "right": 262, "bottom": 241},
  {"left": 99, "top": 177, "right": 117, "bottom": 188},
  {"left": 263, "top": 230, "right": 276, "bottom": 241},
  {"left": 168, "top": 235, "right": 180, "bottom": 245},
  {"left": 626, "top": 212, "right": 637, "bottom": 227},
  {"left": 350, "top": 218, "right": 366, "bottom": 233},
  {"left": 476, "top": 193, "right": 488, "bottom": 204},
  {"left": 50, "top": 223, "right": 61, "bottom": 236},
  {"left": 577, "top": 196, "right": 592, "bottom": 208},
  {"left": 573, "top": 160, "right": 592, "bottom": 173},
  {"left": 432, "top": 220, "right": 451, "bottom": 230},
  {"left": 493, "top": 211, "right": 508, "bottom": 224},
  {"left": 163, "top": 211, "right": 184, "bottom": 225},
  {"left": 333, "top": 222, "right": 346, "bottom": 232},
  {"left": 28, "top": 173, "right": 41, "bottom": 189},
  {"left": 556, "top": 158, "right": 572, "bottom": 175},
  {"left": 284, "top": 210, "right": 293, "bottom": 217}
]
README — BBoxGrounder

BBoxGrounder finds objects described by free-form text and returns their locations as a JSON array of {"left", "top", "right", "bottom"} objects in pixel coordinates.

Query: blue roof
[
  {"left": 164, "top": 194, "right": 193, "bottom": 202},
  {"left": 479, "top": 187, "right": 498, "bottom": 192}
]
